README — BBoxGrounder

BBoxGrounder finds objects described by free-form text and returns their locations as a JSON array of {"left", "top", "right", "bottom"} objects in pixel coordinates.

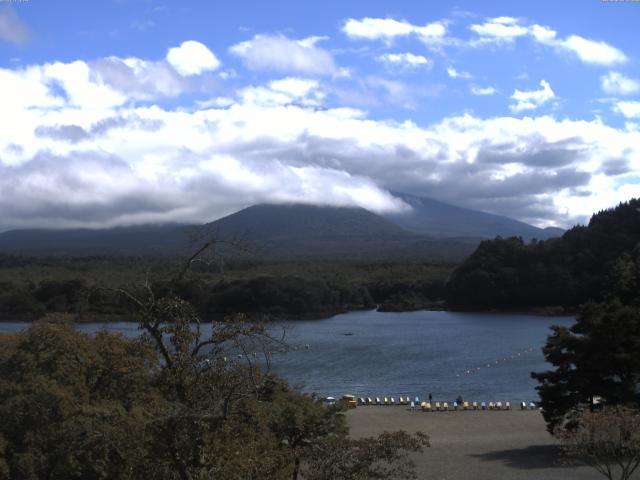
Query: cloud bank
[
  {"left": 2, "top": 43, "right": 640, "bottom": 233},
  {"left": 1, "top": 9, "right": 638, "bottom": 234}
]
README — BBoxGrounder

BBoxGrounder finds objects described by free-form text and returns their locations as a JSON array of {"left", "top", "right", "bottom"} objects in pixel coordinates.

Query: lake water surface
[{"left": 0, "top": 310, "right": 574, "bottom": 403}]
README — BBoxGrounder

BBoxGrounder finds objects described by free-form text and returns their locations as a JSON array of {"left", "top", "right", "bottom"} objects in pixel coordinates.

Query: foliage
[
  {"left": 265, "top": 384, "right": 348, "bottom": 480},
  {"left": 446, "top": 199, "right": 640, "bottom": 310},
  {"left": 0, "top": 314, "right": 160, "bottom": 480},
  {"left": 532, "top": 235, "right": 640, "bottom": 431},
  {"left": 532, "top": 301, "right": 640, "bottom": 432},
  {"left": 556, "top": 407, "right": 640, "bottom": 480},
  {"left": 0, "top": 255, "right": 430, "bottom": 480},
  {"left": 303, "top": 431, "right": 429, "bottom": 480},
  {"left": 531, "top": 224, "right": 640, "bottom": 432},
  {"left": 0, "top": 257, "right": 452, "bottom": 320}
]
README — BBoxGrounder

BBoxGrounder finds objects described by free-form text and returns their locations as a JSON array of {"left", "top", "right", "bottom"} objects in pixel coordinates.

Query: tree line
[
  {"left": 0, "top": 260, "right": 449, "bottom": 321},
  {"left": 446, "top": 199, "right": 640, "bottom": 311}
]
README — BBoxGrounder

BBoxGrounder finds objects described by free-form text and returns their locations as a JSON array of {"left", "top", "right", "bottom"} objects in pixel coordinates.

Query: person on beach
[{"left": 428, "top": 393, "right": 433, "bottom": 403}]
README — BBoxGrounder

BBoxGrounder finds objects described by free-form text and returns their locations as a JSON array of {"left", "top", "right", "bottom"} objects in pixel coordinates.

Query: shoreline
[{"left": 0, "top": 305, "right": 576, "bottom": 324}]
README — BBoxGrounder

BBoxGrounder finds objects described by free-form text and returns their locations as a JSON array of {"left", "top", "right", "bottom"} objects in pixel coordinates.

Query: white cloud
[
  {"left": 0, "top": 8, "right": 29, "bottom": 46},
  {"left": 166, "top": 40, "right": 220, "bottom": 76},
  {"left": 447, "top": 67, "right": 472, "bottom": 79},
  {"left": 614, "top": 101, "right": 640, "bottom": 119},
  {"left": 491, "top": 17, "right": 520, "bottom": 25},
  {"left": 343, "top": 17, "right": 414, "bottom": 40},
  {"left": 196, "top": 97, "right": 235, "bottom": 109},
  {"left": 470, "top": 17, "right": 528, "bottom": 41},
  {"left": 601, "top": 72, "right": 640, "bottom": 95},
  {"left": 470, "top": 17, "right": 627, "bottom": 66},
  {"left": 558, "top": 35, "right": 627, "bottom": 66},
  {"left": 529, "top": 24, "right": 557, "bottom": 43},
  {"left": 0, "top": 66, "right": 63, "bottom": 111},
  {"left": 510, "top": 80, "right": 555, "bottom": 112},
  {"left": 47, "top": 56, "right": 194, "bottom": 107},
  {"left": 377, "top": 52, "right": 432, "bottom": 69},
  {"left": 237, "top": 77, "right": 325, "bottom": 108},
  {"left": 230, "top": 34, "right": 337, "bottom": 76},
  {"left": 44, "top": 61, "right": 129, "bottom": 109},
  {"left": 471, "top": 86, "right": 497, "bottom": 96},
  {"left": 2, "top": 50, "right": 640, "bottom": 231},
  {"left": 0, "top": 41, "right": 220, "bottom": 113},
  {"left": 269, "top": 78, "right": 319, "bottom": 98},
  {"left": 342, "top": 17, "right": 446, "bottom": 45}
]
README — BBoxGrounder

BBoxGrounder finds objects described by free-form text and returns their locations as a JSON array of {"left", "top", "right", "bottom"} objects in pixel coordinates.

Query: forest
[
  {"left": 446, "top": 199, "right": 640, "bottom": 311},
  {"left": 0, "top": 257, "right": 451, "bottom": 321}
]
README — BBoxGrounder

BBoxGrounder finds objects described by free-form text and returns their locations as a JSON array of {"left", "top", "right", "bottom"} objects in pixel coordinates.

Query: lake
[{"left": 0, "top": 310, "right": 574, "bottom": 403}]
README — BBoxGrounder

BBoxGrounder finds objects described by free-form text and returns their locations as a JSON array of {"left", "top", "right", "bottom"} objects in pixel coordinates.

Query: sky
[{"left": 0, "top": 0, "right": 639, "bottom": 232}]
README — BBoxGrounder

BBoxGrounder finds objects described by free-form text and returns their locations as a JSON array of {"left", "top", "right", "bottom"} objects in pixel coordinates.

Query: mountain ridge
[
  {"left": 385, "top": 192, "right": 564, "bottom": 240},
  {"left": 0, "top": 194, "right": 564, "bottom": 260}
]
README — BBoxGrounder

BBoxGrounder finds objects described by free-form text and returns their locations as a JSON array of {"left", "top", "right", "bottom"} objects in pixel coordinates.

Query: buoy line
[{"left": 454, "top": 346, "right": 535, "bottom": 379}]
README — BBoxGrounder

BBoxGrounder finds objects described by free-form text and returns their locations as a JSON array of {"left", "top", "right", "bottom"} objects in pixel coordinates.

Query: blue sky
[{"left": 0, "top": 0, "right": 639, "bottom": 231}]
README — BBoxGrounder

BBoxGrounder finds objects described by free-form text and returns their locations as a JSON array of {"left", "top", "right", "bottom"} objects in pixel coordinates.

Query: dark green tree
[
  {"left": 532, "top": 301, "right": 640, "bottom": 432},
  {"left": 447, "top": 199, "right": 640, "bottom": 311}
]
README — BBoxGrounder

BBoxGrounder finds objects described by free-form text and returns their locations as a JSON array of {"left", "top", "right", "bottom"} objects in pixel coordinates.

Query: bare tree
[
  {"left": 114, "top": 239, "right": 288, "bottom": 480},
  {"left": 556, "top": 406, "right": 640, "bottom": 480}
]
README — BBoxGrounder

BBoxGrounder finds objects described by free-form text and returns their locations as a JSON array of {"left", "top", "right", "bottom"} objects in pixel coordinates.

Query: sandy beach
[{"left": 347, "top": 406, "right": 601, "bottom": 480}]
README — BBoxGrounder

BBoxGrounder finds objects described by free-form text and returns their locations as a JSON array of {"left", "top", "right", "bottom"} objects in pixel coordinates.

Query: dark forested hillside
[
  {"left": 0, "top": 199, "right": 563, "bottom": 261},
  {"left": 0, "top": 204, "right": 478, "bottom": 262},
  {"left": 206, "top": 204, "right": 409, "bottom": 239},
  {"left": 445, "top": 199, "right": 640, "bottom": 310}
]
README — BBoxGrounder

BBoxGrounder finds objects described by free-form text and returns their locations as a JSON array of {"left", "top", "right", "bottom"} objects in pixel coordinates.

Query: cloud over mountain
[{"left": 1, "top": 7, "right": 638, "bottom": 233}]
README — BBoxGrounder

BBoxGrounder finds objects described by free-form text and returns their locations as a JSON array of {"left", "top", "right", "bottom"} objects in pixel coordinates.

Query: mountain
[
  {"left": 0, "top": 196, "right": 563, "bottom": 260},
  {"left": 0, "top": 204, "right": 477, "bottom": 261},
  {"left": 384, "top": 192, "right": 564, "bottom": 240},
  {"left": 204, "top": 203, "right": 409, "bottom": 240},
  {"left": 201, "top": 203, "right": 477, "bottom": 261}
]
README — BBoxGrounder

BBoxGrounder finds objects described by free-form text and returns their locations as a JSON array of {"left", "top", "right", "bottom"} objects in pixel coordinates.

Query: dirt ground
[{"left": 346, "top": 406, "right": 603, "bottom": 480}]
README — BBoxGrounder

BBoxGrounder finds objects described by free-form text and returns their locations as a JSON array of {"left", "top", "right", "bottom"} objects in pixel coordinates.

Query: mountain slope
[
  {"left": 200, "top": 203, "right": 477, "bottom": 261},
  {"left": 0, "top": 197, "right": 563, "bottom": 260},
  {"left": 204, "top": 203, "right": 410, "bottom": 240},
  {"left": 385, "top": 192, "right": 564, "bottom": 239},
  {"left": 0, "top": 204, "right": 477, "bottom": 261}
]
